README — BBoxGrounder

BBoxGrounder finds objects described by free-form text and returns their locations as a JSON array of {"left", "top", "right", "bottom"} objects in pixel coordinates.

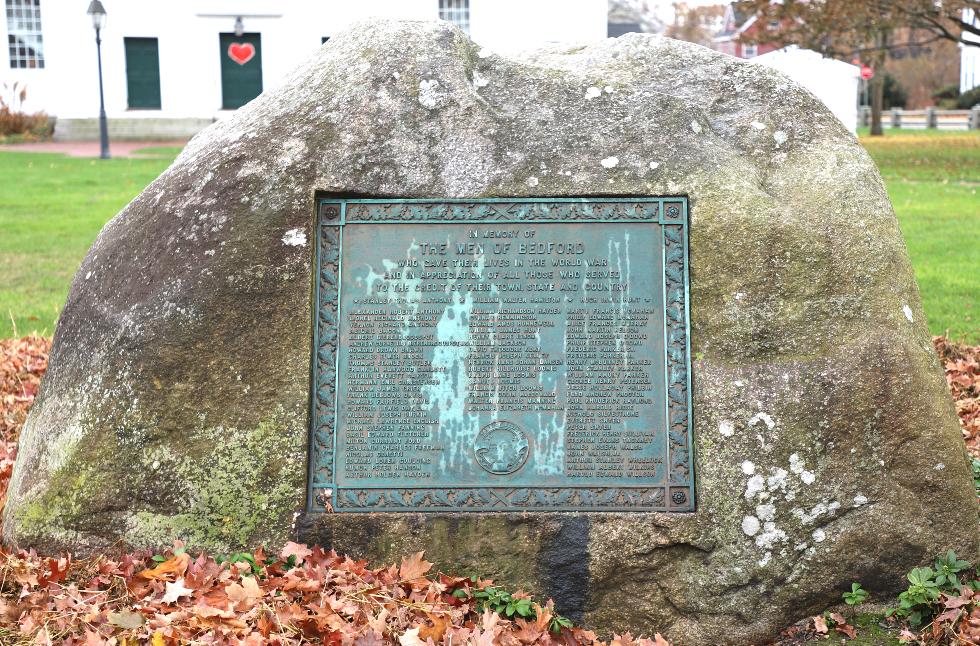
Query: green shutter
[
  {"left": 220, "top": 32, "right": 263, "bottom": 110},
  {"left": 124, "top": 37, "right": 162, "bottom": 109}
]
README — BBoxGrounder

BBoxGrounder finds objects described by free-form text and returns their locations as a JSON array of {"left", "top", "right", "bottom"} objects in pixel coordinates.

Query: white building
[
  {"left": 962, "top": 10, "right": 980, "bottom": 93},
  {"left": 2, "top": 0, "right": 607, "bottom": 140},
  {"left": 751, "top": 46, "right": 860, "bottom": 133}
]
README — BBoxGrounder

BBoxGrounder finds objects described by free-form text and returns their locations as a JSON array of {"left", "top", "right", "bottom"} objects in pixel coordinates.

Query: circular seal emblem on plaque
[{"left": 474, "top": 421, "right": 529, "bottom": 475}]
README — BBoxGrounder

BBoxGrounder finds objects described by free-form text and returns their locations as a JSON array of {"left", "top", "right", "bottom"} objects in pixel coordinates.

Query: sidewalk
[{"left": 0, "top": 140, "right": 187, "bottom": 158}]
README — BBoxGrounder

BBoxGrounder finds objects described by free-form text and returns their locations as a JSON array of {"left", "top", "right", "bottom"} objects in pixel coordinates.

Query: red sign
[
  {"left": 860, "top": 64, "right": 874, "bottom": 80},
  {"left": 228, "top": 42, "right": 256, "bottom": 66}
]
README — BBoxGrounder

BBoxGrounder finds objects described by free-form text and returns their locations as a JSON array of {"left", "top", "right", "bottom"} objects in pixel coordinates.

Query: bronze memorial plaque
[{"left": 308, "top": 198, "right": 693, "bottom": 512}]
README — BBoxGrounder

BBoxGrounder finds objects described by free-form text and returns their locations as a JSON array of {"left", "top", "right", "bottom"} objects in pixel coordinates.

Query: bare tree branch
[{"left": 739, "top": 0, "right": 980, "bottom": 49}]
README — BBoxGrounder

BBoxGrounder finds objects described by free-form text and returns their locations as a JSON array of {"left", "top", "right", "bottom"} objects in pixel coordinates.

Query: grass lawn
[
  {"left": 858, "top": 129, "right": 979, "bottom": 342},
  {"left": 0, "top": 151, "right": 175, "bottom": 337},
  {"left": 0, "top": 131, "right": 976, "bottom": 341}
]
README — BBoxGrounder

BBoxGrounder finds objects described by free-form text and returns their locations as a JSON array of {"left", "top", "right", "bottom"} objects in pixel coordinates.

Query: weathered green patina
[{"left": 310, "top": 198, "right": 693, "bottom": 513}]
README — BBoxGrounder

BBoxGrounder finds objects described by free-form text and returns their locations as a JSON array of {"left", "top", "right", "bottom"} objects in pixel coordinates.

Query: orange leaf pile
[
  {"left": 905, "top": 588, "right": 980, "bottom": 645},
  {"left": 934, "top": 336, "right": 980, "bottom": 458},
  {"left": 0, "top": 543, "right": 673, "bottom": 645},
  {"left": 0, "top": 334, "right": 49, "bottom": 514},
  {"left": 0, "top": 336, "right": 677, "bottom": 644}
]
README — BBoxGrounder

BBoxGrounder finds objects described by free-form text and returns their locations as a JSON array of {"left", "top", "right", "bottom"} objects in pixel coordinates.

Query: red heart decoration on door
[{"left": 228, "top": 42, "right": 255, "bottom": 65}]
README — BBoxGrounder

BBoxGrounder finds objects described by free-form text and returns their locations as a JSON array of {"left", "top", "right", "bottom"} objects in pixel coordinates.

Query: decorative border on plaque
[
  {"left": 308, "top": 207, "right": 341, "bottom": 506},
  {"left": 344, "top": 200, "right": 660, "bottom": 222},
  {"left": 309, "top": 198, "right": 694, "bottom": 513},
  {"left": 336, "top": 486, "right": 667, "bottom": 510},
  {"left": 664, "top": 215, "right": 691, "bottom": 494}
]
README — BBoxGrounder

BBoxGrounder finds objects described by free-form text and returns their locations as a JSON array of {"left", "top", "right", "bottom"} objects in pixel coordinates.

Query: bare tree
[
  {"left": 608, "top": 0, "right": 666, "bottom": 34},
  {"left": 739, "top": 0, "right": 979, "bottom": 135},
  {"left": 666, "top": 2, "right": 726, "bottom": 47}
]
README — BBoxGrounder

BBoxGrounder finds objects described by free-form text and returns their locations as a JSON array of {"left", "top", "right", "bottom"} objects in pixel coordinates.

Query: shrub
[
  {"left": 842, "top": 582, "right": 868, "bottom": 605},
  {"left": 956, "top": 85, "right": 980, "bottom": 109},
  {"left": 886, "top": 550, "right": 976, "bottom": 627},
  {"left": 0, "top": 81, "right": 53, "bottom": 140},
  {"left": 882, "top": 74, "right": 908, "bottom": 110},
  {"left": 932, "top": 84, "right": 960, "bottom": 109}
]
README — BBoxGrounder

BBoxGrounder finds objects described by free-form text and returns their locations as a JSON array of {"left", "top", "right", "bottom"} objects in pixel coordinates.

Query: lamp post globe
[
  {"left": 87, "top": 0, "right": 105, "bottom": 29},
  {"left": 86, "top": 0, "right": 110, "bottom": 159}
]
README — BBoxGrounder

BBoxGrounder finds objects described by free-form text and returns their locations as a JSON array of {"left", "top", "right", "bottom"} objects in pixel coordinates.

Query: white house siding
[
  {"left": 751, "top": 46, "right": 860, "bottom": 133},
  {"left": 964, "top": 47, "right": 979, "bottom": 92},
  {"left": 2, "top": 0, "right": 606, "bottom": 132},
  {"left": 962, "top": 10, "right": 980, "bottom": 92}
]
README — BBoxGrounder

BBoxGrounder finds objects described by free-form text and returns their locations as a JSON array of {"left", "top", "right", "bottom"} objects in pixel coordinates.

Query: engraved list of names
[{"left": 311, "top": 199, "right": 693, "bottom": 512}]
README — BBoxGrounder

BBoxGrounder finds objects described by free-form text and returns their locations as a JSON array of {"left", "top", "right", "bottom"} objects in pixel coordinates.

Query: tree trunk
[
  {"left": 870, "top": 73, "right": 885, "bottom": 136},
  {"left": 869, "top": 29, "right": 890, "bottom": 137}
]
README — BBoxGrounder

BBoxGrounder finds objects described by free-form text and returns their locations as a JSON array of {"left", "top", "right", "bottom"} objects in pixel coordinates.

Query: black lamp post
[{"left": 86, "top": 0, "right": 110, "bottom": 159}]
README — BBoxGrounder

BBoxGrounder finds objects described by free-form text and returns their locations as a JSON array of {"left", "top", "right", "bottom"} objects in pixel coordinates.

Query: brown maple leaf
[
  {"left": 399, "top": 552, "right": 434, "bottom": 583},
  {"left": 610, "top": 633, "right": 637, "bottom": 646},
  {"left": 470, "top": 625, "right": 500, "bottom": 646},
  {"left": 813, "top": 615, "right": 829, "bottom": 634},
  {"left": 419, "top": 612, "right": 451, "bottom": 642},
  {"left": 281, "top": 541, "right": 314, "bottom": 564},
  {"left": 937, "top": 606, "right": 964, "bottom": 623},
  {"left": 944, "top": 590, "right": 976, "bottom": 609},
  {"left": 834, "top": 622, "right": 857, "bottom": 639},
  {"left": 512, "top": 618, "right": 546, "bottom": 644},
  {"left": 138, "top": 553, "right": 190, "bottom": 581},
  {"left": 573, "top": 627, "right": 600, "bottom": 644},
  {"left": 37, "top": 556, "right": 70, "bottom": 586},
  {"left": 480, "top": 607, "right": 502, "bottom": 633},
  {"left": 226, "top": 575, "right": 264, "bottom": 608}
]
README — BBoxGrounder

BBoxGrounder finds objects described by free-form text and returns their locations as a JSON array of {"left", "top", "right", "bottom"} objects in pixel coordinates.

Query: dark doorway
[
  {"left": 124, "top": 37, "right": 162, "bottom": 109},
  {"left": 219, "top": 32, "right": 262, "bottom": 109}
]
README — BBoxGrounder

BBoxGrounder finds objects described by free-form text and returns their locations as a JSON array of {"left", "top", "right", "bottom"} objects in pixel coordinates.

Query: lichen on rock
[{"left": 11, "top": 402, "right": 304, "bottom": 555}]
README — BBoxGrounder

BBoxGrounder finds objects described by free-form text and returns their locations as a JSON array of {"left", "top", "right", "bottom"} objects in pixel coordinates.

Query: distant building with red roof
[{"left": 712, "top": 3, "right": 780, "bottom": 59}]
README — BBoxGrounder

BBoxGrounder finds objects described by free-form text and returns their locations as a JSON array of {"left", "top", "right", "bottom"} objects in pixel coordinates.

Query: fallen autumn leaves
[
  {"left": 3, "top": 539, "right": 672, "bottom": 645},
  {"left": 0, "top": 334, "right": 48, "bottom": 515},
  {"left": 935, "top": 336, "right": 980, "bottom": 458},
  {"left": 0, "top": 335, "right": 671, "bottom": 645},
  {"left": 0, "top": 335, "right": 978, "bottom": 645}
]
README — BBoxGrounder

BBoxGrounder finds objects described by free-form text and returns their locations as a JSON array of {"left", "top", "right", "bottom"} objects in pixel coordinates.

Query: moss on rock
[
  {"left": 128, "top": 408, "right": 306, "bottom": 552},
  {"left": 12, "top": 406, "right": 304, "bottom": 554}
]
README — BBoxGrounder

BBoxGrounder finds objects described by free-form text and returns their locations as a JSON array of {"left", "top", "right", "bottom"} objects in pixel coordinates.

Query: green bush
[
  {"left": 882, "top": 74, "right": 908, "bottom": 109},
  {"left": 842, "top": 582, "right": 868, "bottom": 605},
  {"left": 886, "top": 551, "right": 975, "bottom": 627},
  {"left": 933, "top": 84, "right": 960, "bottom": 109},
  {"left": 455, "top": 580, "right": 574, "bottom": 633},
  {"left": 956, "top": 85, "right": 980, "bottom": 109}
]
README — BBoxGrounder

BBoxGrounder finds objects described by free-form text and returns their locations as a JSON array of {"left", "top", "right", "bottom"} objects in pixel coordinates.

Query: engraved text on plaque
[{"left": 309, "top": 199, "right": 693, "bottom": 512}]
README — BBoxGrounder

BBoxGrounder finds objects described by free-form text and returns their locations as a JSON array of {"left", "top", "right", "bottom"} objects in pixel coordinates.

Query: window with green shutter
[{"left": 124, "top": 37, "right": 161, "bottom": 109}]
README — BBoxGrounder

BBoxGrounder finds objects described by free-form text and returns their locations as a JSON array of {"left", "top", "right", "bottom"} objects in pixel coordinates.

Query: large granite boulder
[{"left": 4, "top": 20, "right": 976, "bottom": 645}]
